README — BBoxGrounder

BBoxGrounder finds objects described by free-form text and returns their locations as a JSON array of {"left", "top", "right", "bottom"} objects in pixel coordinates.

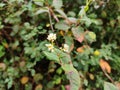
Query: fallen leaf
[
  {"left": 20, "top": 76, "right": 29, "bottom": 84},
  {"left": 77, "top": 47, "right": 84, "bottom": 53},
  {"left": 89, "top": 73, "right": 94, "bottom": 80},
  {"left": 59, "top": 30, "right": 64, "bottom": 36},
  {"left": 77, "top": 45, "right": 89, "bottom": 53},
  {"left": 0, "top": 63, "right": 6, "bottom": 71},
  {"left": 99, "top": 59, "right": 111, "bottom": 73}
]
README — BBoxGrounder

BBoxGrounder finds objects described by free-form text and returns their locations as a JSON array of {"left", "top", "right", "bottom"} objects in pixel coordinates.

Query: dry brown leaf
[
  {"left": 82, "top": 45, "right": 89, "bottom": 48},
  {"left": 89, "top": 73, "right": 94, "bottom": 80},
  {"left": 59, "top": 30, "right": 64, "bottom": 36},
  {"left": 20, "top": 76, "right": 29, "bottom": 84},
  {"left": 3, "top": 43, "right": 9, "bottom": 48},
  {"left": 0, "top": 63, "right": 6, "bottom": 71},
  {"left": 99, "top": 59, "right": 111, "bottom": 73},
  {"left": 35, "top": 84, "right": 43, "bottom": 90},
  {"left": 77, "top": 47, "right": 84, "bottom": 53},
  {"left": 19, "top": 61, "right": 26, "bottom": 67}
]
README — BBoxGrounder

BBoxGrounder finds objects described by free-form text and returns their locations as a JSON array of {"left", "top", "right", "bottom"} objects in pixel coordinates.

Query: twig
[
  {"left": 49, "top": 8, "right": 59, "bottom": 22},
  {"left": 48, "top": 8, "right": 54, "bottom": 32},
  {"left": 103, "top": 70, "right": 115, "bottom": 84}
]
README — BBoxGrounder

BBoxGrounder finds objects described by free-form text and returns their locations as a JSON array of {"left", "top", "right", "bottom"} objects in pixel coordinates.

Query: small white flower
[
  {"left": 47, "top": 33, "right": 56, "bottom": 42},
  {"left": 59, "top": 47, "right": 63, "bottom": 50},
  {"left": 63, "top": 44, "right": 69, "bottom": 53},
  {"left": 94, "top": 5, "right": 100, "bottom": 9},
  {"left": 45, "top": 43, "right": 54, "bottom": 52}
]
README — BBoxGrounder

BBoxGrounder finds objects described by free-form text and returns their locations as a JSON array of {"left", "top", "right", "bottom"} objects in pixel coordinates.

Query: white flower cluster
[
  {"left": 45, "top": 44, "right": 54, "bottom": 52},
  {"left": 60, "top": 44, "right": 69, "bottom": 53},
  {"left": 45, "top": 33, "right": 69, "bottom": 53},
  {"left": 45, "top": 33, "right": 56, "bottom": 52},
  {"left": 47, "top": 33, "right": 56, "bottom": 42}
]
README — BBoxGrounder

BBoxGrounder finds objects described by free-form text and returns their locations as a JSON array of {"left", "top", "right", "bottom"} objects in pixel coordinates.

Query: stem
[
  {"left": 48, "top": 8, "right": 54, "bottom": 32},
  {"left": 103, "top": 70, "right": 115, "bottom": 84},
  {"left": 49, "top": 8, "right": 59, "bottom": 22}
]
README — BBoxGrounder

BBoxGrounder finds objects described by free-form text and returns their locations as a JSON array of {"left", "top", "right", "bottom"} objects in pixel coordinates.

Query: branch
[
  {"left": 48, "top": 8, "right": 54, "bottom": 32},
  {"left": 49, "top": 8, "right": 59, "bottom": 22},
  {"left": 103, "top": 70, "right": 115, "bottom": 84}
]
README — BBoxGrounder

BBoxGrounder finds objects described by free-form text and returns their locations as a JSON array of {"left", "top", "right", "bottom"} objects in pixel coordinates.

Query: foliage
[{"left": 0, "top": 0, "right": 120, "bottom": 90}]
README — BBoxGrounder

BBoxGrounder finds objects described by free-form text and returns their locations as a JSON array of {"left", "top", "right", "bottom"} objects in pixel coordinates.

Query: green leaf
[
  {"left": 30, "top": 69, "right": 36, "bottom": 76},
  {"left": 81, "top": 16, "right": 92, "bottom": 27},
  {"left": 78, "top": 7, "right": 86, "bottom": 17},
  {"left": 61, "top": 62, "right": 81, "bottom": 89},
  {"left": 7, "top": 77, "right": 13, "bottom": 89},
  {"left": 52, "top": 0, "right": 63, "bottom": 9},
  {"left": 60, "top": 53, "right": 81, "bottom": 90},
  {"left": 61, "top": 85, "right": 66, "bottom": 90},
  {"left": 43, "top": 51, "right": 59, "bottom": 62},
  {"left": 64, "top": 35, "right": 74, "bottom": 52},
  {"left": 56, "top": 68, "right": 63, "bottom": 75},
  {"left": 72, "top": 26, "right": 84, "bottom": 43},
  {"left": 33, "top": 0, "right": 44, "bottom": 6},
  {"left": 13, "top": 9, "right": 26, "bottom": 17},
  {"left": 25, "top": 83, "right": 32, "bottom": 90},
  {"left": 104, "top": 82, "right": 118, "bottom": 90},
  {"left": 65, "top": 66, "right": 81, "bottom": 90},
  {"left": 84, "top": 5, "right": 89, "bottom": 12},
  {"left": 88, "top": 32, "right": 96, "bottom": 40},
  {"left": 0, "top": 3, "right": 6, "bottom": 8},
  {"left": 116, "top": 0, "right": 120, "bottom": 7},
  {"left": 67, "top": 17, "right": 77, "bottom": 23},
  {"left": 91, "top": 19, "right": 103, "bottom": 25},
  {"left": 55, "top": 21, "right": 70, "bottom": 31},
  {"left": 54, "top": 48, "right": 71, "bottom": 63},
  {"left": 55, "top": 9, "right": 67, "bottom": 18},
  {"left": 35, "top": 8, "right": 48, "bottom": 15},
  {"left": 85, "top": 31, "right": 96, "bottom": 43},
  {"left": 33, "top": 73, "right": 43, "bottom": 82},
  {"left": 62, "top": 64, "right": 74, "bottom": 72},
  {"left": 44, "top": 47, "right": 71, "bottom": 63},
  {"left": 55, "top": 77, "right": 61, "bottom": 84},
  {"left": 0, "top": 45, "right": 5, "bottom": 58}
]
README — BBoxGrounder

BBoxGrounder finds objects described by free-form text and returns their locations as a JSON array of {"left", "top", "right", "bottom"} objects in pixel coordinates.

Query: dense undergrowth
[{"left": 0, "top": 0, "right": 120, "bottom": 90}]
